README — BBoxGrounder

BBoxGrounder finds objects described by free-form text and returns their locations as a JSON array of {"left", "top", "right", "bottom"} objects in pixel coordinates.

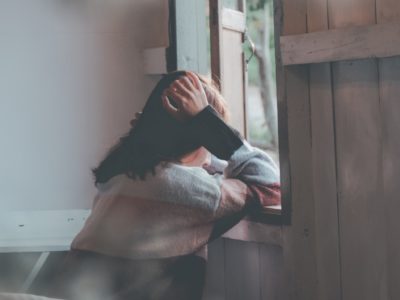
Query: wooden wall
[
  {"left": 202, "top": 239, "right": 284, "bottom": 300},
  {"left": 280, "top": 0, "right": 400, "bottom": 299}
]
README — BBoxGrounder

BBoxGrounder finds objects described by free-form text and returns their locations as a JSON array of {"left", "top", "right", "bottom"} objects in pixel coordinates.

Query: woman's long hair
[{"left": 92, "top": 71, "right": 229, "bottom": 184}]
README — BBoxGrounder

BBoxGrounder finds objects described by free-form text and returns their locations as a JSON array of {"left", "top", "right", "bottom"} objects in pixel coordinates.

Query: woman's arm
[
  {"left": 161, "top": 71, "right": 280, "bottom": 225},
  {"left": 187, "top": 105, "right": 281, "bottom": 213},
  {"left": 156, "top": 103, "right": 280, "bottom": 220}
]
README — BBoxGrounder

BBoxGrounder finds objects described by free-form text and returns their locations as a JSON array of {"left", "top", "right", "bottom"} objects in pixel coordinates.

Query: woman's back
[{"left": 36, "top": 72, "right": 281, "bottom": 300}]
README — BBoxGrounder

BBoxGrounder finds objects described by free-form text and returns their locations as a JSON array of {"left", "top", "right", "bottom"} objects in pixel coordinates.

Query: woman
[{"left": 39, "top": 71, "right": 280, "bottom": 300}]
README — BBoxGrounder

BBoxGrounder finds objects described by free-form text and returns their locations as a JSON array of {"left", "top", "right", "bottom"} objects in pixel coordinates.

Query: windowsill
[
  {"left": 260, "top": 204, "right": 282, "bottom": 215},
  {"left": 221, "top": 205, "right": 283, "bottom": 246}
]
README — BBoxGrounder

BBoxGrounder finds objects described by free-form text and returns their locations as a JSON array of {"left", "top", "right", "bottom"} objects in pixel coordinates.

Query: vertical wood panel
[
  {"left": 259, "top": 245, "right": 284, "bottom": 300},
  {"left": 331, "top": 59, "right": 386, "bottom": 300},
  {"left": 174, "top": 0, "right": 208, "bottom": 72},
  {"left": 224, "top": 239, "right": 261, "bottom": 300},
  {"left": 221, "top": 29, "right": 246, "bottom": 136},
  {"left": 379, "top": 57, "right": 400, "bottom": 300},
  {"left": 309, "top": 63, "right": 341, "bottom": 300},
  {"left": 282, "top": 0, "right": 307, "bottom": 35},
  {"left": 376, "top": 2, "right": 400, "bottom": 300},
  {"left": 328, "top": 1, "right": 388, "bottom": 299},
  {"left": 376, "top": 0, "right": 400, "bottom": 22},
  {"left": 281, "top": 0, "right": 318, "bottom": 299},
  {"left": 202, "top": 239, "right": 226, "bottom": 300},
  {"left": 209, "top": 0, "right": 223, "bottom": 86},
  {"left": 283, "top": 65, "right": 317, "bottom": 300},
  {"left": 328, "top": 0, "right": 376, "bottom": 29},
  {"left": 306, "top": 0, "right": 328, "bottom": 33},
  {"left": 307, "top": 1, "right": 342, "bottom": 300}
]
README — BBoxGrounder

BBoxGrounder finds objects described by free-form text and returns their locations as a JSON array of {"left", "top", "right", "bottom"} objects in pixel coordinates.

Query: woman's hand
[{"left": 161, "top": 72, "right": 208, "bottom": 121}]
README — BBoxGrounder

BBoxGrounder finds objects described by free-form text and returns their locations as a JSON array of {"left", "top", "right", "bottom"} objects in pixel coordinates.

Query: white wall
[{"left": 0, "top": 0, "right": 169, "bottom": 210}]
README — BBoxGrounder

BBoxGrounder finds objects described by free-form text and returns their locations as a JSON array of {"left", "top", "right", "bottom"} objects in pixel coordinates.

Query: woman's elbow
[{"left": 249, "top": 183, "right": 281, "bottom": 206}]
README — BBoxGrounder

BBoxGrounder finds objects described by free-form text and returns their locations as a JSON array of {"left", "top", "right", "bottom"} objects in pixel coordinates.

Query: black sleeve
[{"left": 187, "top": 105, "right": 244, "bottom": 160}]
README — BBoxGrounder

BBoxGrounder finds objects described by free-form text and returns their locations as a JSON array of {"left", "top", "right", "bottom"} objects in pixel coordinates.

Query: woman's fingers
[
  {"left": 171, "top": 80, "right": 191, "bottom": 98},
  {"left": 179, "top": 77, "right": 194, "bottom": 91},
  {"left": 162, "top": 94, "right": 188, "bottom": 122},
  {"left": 162, "top": 73, "right": 208, "bottom": 120},
  {"left": 165, "top": 88, "right": 186, "bottom": 105},
  {"left": 162, "top": 95, "right": 179, "bottom": 116},
  {"left": 186, "top": 72, "right": 202, "bottom": 90}
]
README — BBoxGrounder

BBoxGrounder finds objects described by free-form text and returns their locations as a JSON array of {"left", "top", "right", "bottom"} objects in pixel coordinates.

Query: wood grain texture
[
  {"left": 379, "top": 57, "right": 400, "bottom": 300},
  {"left": 202, "top": 239, "right": 226, "bottom": 300},
  {"left": 306, "top": 1, "right": 342, "bottom": 299},
  {"left": 221, "top": 27, "right": 246, "bottom": 136},
  {"left": 306, "top": 0, "right": 328, "bottom": 33},
  {"left": 377, "top": 1, "right": 400, "bottom": 300},
  {"left": 327, "top": 0, "right": 376, "bottom": 29},
  {"left": 273, "top": 0, "right": 291, "bottom": 225},
  {"left": 332, "top": 59, "right": 386, "bottom": 300},
  {"left": 281, "top": 22, "right": 400, "bottom": 65},
  {"left": 328, "top": 1, "right": 389, "bottom": 299},
  {"left": 209, "top": 0, "right": 223, "bottom": 88},
  {"left": 281, "top": 0, "right": 318, "bottom": 299},
  {"left": 222, "top": 219, "right": 283, "bottom": 246},
  {"left": 309, "top": 63, "right": 342, "bottom": 300},
  {"left": 222, "top": 8, "right": 246, "bottom": 32},
  {"left": 282, "top": 0, "right": 307, "bottom": 35},
  {"left": 224, "top": 239, "right": 261, "bottom": 300},
  {"left": 175, "top": 0, "right": 208, "bottom": 72},
  {"left": 259, "top": 245, "right": 284, "bottom": 300},
  {"left": 283, "top": 65, "right": 317, "bottom": 300},
  {"left": 376, "top": 0, "right": 400, "bottom": 23}
]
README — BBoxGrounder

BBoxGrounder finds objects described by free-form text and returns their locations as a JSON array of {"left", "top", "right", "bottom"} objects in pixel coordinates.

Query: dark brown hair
[{"left": 92, "top": 70, "right": 229, "bottom": 184}]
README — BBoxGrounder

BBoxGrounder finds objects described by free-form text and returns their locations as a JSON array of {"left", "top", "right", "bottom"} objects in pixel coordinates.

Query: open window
[{"left": 169, "top": 0, "right": 289, "bottom": 225}]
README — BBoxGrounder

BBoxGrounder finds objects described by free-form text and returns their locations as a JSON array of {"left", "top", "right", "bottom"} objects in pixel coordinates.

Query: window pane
[{"left": 245, "top": 0, "right": 279, "bottom": 165}]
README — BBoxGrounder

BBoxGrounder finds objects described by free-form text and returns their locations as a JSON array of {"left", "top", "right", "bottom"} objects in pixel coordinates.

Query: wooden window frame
[{"left": 168, "top": 0, "right": 291, "bottom": 226}]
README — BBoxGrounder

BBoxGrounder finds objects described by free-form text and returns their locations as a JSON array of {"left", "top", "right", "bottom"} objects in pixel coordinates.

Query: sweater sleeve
[{"left": 184, "top": 105, "right": 281, "bottom": 217}]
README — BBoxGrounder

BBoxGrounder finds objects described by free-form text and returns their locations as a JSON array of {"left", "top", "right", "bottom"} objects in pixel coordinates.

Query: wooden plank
[
  {"left": 306, "top": 0, "right": 328, "bottom": 33},
  {"left": 202, "top": 239, "right": 226, "bottom": 300},
  {"left": 224, "top": 239, "right": 260, "bottom": 300},
  {"left": 209, "top": 0, "right": 223, "bottom": 88},
  {"left": 283, "top": 65, "right": 317, "bottom": 300},
  {"left": 306, "top": 1, "right": 342, "bottom": 300},
  {"left": 280, "top": 0, "right": 318, "bottom": 299},
  {"left": 309, "top": 63, "right": 342, "bottom": 300},
  {"left": 273, "top": 0, "right": 291, "bottom": 225},
  {"left": 328, "top": 0, "right": 376, "bottom": 29},
  {"left": 282, "top": 0, "right": 307, "bottom": 35},
  {"left": 377, "top": 2, "right": 400, "bottom": 300},
  {"left": 332, "top": 59, "right": 386, "bottom": 300},
  {"left": 281, "top": 22, "right": 400, "bottom": 65},
  {"left": 174, "top": 0, "right": 208, "bottom": 73},
  {"left": 222, "top": 8, "right": 246, "bottom": 32},
  {"left": 260, "top": 245, "right": 284, "bottom": 300},
  {"left": 379, "top": 56, "right": 400, "bottom": 300},
  {"left": 377, "top": 0, "right": 400, "bottom": 22},
  {"left": 329, "top": 1, "right": 387, "bottom": 300},
  {"left": 221, "top": 28, "right": 246, "bottom": 135}
]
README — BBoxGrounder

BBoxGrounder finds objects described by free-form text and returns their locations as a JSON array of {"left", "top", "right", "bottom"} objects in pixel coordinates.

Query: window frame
[{"left": 168, "top": 0, "right": 291, "bottom": 225}]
